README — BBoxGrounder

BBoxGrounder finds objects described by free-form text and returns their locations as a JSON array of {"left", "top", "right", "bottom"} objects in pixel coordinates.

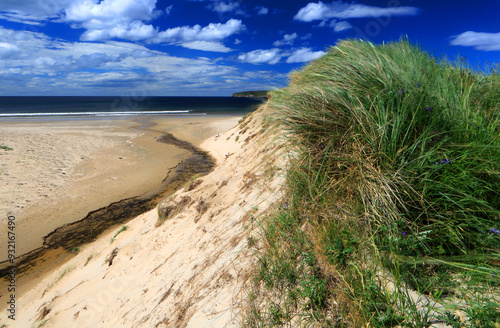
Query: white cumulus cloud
[
  {"left": 273, "top": 33, "right": 298, "bottom": 47},
  {"left": 165, "top": 4, "right": 173, "bottom": 15},
  {"left": 330, "top": 20, "right": 352, "bottom": 32},
  {"left": 64, "top": 0, "right": 160, "bottom": 29},
  {"left": 0, "top": 26, "right": 252, "bottom": 95},
  {"left": 0, "top": 0, "right": 72, "bottom": 24},
  {"left": 0, "top": 0, "right": 243, "bottom": 52},
  {"left": 286, "top": 48, "right": 326, "bottom": 63},
  {"left": 212, "top": 2, "right": 238, "bottom": 13},
  {"left": 181, "top": 41, "right": 233, "bottom": 52},
  {"left": 239, "top": 46, "right": 327, "bottom": 65},
  {"left": 255, "top": 6, "right": 269, "bottom": 15},
  {"left": 238, "top": 49, "right": 282, "bottom": 65},
  {"left": 0, "top": 11, "right": 44, "bottom": 26},
  {"left": 208, "top": 1, "right": 245, "bottom": 15},
  {"left": 66, "top": 0, "right": 245, "bottom": 49},
  {"left": 63, "top": 0, "right": 161, "bottom": 42},
  {"left": 450, "top": 31, "right": 500, "bottom": 51},
  {"left": 0, "top": 42, "right": 21, "bottom": 59},
  {"left": 155, "top": 19, "right": 244, "bottom": 43},
  {"left": 295, "top": 1, "right": 420, "bottom": 22},
  {"left": 82, "top": 21, "right": 158, "bottom": 41},
  {"left": 65, "top": 0, "right": 244, "bottom": 47}
]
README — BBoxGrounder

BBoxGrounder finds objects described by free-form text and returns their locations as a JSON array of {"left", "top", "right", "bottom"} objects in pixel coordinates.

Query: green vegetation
[
  {"left": 183, "top": 173, "right": 204, "bottom": 192},
  {"left": 84, "top": 254, "right": 94, "bottom": 266},
  {"left": 0, "top": 145, "right": 13, "bottom": 151},
  {"left": 46, "top": 266, "right": 74, "bottom": 292},
  {"left": 246, "top": 39, "right": 500, "bottom": 327},
  {"left": 33, "top": 318, "right": 51, "bottom": 328},
  {"left": 110, "top": 225, "right": 128, "bottom": 243}
]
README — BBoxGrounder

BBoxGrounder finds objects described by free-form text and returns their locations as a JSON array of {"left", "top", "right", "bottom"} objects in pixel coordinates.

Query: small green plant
[
  {"left": 239, "top": 114, "right": 248, "bottom": 124},
  {"left": 0, "top": 145, "right": 13, "bottom": 151},
  {"left": 437, "top": 295, "right": 500, "bottom": 327},
  {"left": 244, "top": 209, "right": 334, "bottom": 326},
  {"left": 157, "top": 207, "right": 167, "bottom": 225},
  {"left": 183, "top": 173, "right": 203, "bottom": 191},
  {"left": 46, "top": 266, "right": 74, "bottom": 291},
  {"left": 84, "top": 254, "right": 94, "bottom": 266},
  {"left": 110, "top": 225, "right": 128, "bottom": 243},
  {"left": 247, "top": 235, "right": 257, "bottom": 248},
  {"left": 33, "top": 317, "right": 52, "bottom": 328},
  {"left": 70, "top": 247, "right": 80, "bottom": 253}
]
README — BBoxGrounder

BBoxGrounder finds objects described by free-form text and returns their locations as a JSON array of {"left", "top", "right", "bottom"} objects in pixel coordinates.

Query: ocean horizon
[{"left": 0, "top": 96, "right": 266, "bottom": 120}]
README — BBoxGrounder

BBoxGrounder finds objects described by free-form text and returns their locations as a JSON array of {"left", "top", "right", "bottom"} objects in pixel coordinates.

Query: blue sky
[{"left": 0, "top": 0, "right": 499, "bottom": 96}]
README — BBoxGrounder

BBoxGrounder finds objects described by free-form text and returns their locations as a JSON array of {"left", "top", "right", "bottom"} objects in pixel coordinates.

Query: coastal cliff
[{"left": 2, "top": 104, "right": 287, "bottom": 327}]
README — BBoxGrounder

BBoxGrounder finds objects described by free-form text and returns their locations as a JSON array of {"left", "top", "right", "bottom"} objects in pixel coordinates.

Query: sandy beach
[
  {"left": 0, "top": 115, "right": 241, "bottom": 263},
  {"left": 0, "top": 105, "right": 289, "bottom": 327}
]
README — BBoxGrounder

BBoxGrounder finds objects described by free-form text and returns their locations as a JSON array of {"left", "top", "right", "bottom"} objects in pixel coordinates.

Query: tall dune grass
[{"left": 247, "top": 39, "right": 499, "bottom": 327}]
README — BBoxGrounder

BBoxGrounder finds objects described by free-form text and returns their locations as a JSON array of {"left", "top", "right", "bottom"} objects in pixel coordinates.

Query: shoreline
[
  {"left": 0, "top": 104, "right": 289, "bottom": 327},
  {"left": 0, "top": 114, "right": 241, "bottom": 293}
]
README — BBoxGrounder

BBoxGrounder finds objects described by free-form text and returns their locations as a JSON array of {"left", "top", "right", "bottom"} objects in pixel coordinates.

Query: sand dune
[{"left": 0, "top": 105, "right": 287, "bottom": 327}]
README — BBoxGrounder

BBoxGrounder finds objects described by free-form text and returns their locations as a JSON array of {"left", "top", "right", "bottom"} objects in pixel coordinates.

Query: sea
[{"left": 0, "top": 96, "right": 266, "bottom": 121}]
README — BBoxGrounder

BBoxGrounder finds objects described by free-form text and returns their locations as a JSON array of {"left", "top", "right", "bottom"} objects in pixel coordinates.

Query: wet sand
[{"left": 0, "top": 115, "right": 241, "bottom": 263}]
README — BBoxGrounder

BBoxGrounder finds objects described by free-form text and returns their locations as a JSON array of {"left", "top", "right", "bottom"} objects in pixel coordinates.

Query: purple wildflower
[
  {"left": 435, "top": 158, "right": 451, "bottom": 165},
  {"left": 402, "top": 231, "right": 406, "bottom": 236},
  {"left": 435, "top": 158, "right": 449, "bottom": 165},
  {"left": 426, "top": 106, "right": 432, "bottom": 111},
  {"left": 416, "top": 83, "right": 421, "bottom": 88},
  {"left": 490, "top": 228, "right": 500, "bottom": 234}
]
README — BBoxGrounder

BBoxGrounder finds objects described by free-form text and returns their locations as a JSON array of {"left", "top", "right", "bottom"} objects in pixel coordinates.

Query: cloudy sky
[{"left": 0, "top": 0, "right": 499, "bottom": 96}]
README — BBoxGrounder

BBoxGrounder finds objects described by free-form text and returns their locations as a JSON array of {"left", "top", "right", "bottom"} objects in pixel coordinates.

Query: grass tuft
[
  {"left": 110, "top": 225, "right": 128, "bottom": 243},
  {"left": 245, "top": 38, "right": 500, "bottom": 327},
  {"left": 0, "top": 145, "right": 13, "bottom": 151}
]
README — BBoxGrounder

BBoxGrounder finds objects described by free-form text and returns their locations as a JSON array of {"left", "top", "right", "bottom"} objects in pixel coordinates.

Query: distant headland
[{"left": 232, "top": 90, "right": 269, "bottom": 98}]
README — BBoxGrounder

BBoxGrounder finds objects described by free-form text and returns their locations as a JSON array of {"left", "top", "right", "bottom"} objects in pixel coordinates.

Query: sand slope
[{"left": 1, "top": 106, "right": 287, "bottom": 327}]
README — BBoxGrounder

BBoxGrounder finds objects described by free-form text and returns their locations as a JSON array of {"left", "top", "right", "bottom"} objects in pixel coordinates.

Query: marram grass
[{"left": 246, "top": 39, "right": 499, "bottom": 327}]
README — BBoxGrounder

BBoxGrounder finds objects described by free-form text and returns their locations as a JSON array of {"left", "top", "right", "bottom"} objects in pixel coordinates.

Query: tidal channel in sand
[{"left": 0, "top": 115, "right": 241, "bottom": 264}]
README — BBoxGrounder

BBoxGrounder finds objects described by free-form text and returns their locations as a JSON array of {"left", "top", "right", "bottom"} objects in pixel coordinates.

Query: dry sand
[
  {"left": 0, "top": 105, "right": 289, "bottom": 327},
  {"left": 0, "top": 115, "right": 240, "bottom": 262}
]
